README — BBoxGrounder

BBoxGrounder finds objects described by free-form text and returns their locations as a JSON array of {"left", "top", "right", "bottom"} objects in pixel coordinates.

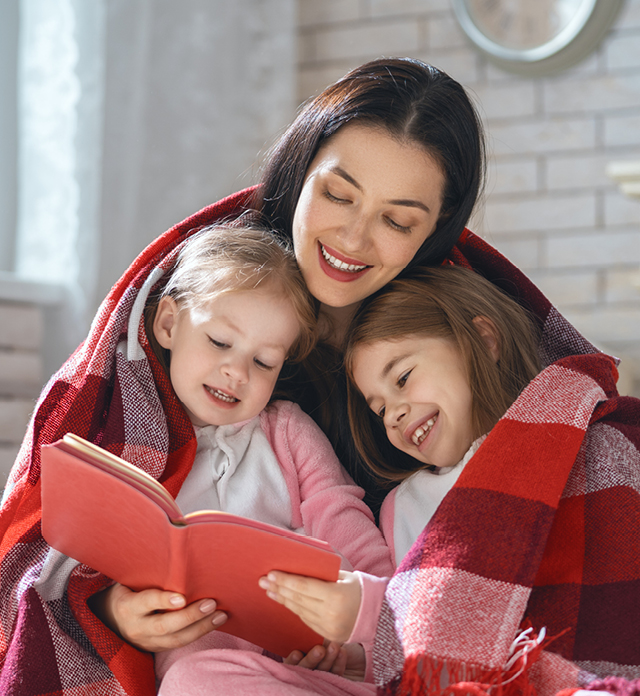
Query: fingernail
[
  {"left": 212, "top": 612, "right": 227, "bottom": 626},
  {"left": 258, "top": 577, "right": 268, "bottom": 589},
  {"left": 312, "top": 647, "right": 323, "bottom": 658},
  {"left": 199, "top": 599, "right": 216, "bottom": 613},
  {"left": 169, "top": 594, "right": 185, "bottom": 607},
  {"left": 327, "top": 644, "right": 336, "bottom": 655}
]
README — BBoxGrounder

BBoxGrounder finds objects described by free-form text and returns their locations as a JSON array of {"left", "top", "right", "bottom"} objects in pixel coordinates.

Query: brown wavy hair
[{"left": 344, "top": 266, "right": 541, "bottom": 483}]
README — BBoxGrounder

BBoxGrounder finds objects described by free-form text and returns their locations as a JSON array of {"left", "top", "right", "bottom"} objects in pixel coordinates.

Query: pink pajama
[{"left": 158, "top": 650, "right": 377, "bottom": 696}]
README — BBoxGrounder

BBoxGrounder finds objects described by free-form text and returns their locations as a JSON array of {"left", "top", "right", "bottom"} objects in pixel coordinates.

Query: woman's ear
[
  {"left": 153, "top": 296, "right": 179, "bottom": 350},
  {"left": 472, "top": 315, "right": 500, "bottom": 363}
]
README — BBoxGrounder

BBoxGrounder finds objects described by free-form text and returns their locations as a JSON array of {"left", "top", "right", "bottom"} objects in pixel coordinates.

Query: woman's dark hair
[
  {"left": 344, "top": 266, "right": 541, "bottom": 483},
  {"left": 252, "top": 57, "right": 485, "bottom": 268}
]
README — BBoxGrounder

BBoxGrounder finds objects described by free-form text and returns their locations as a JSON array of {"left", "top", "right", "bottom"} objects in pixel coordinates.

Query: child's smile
[
  {"left": 407, "top": 411, "right": 438, "bottom": 448},
  {"left": 352, "top": 335, "right": 476, "bottom": 469},
  {"left": 204, "top": 386, "right": 238, "bottom": 405}
]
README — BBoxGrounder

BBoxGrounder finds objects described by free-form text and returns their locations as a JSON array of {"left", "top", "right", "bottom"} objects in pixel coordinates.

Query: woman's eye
[
  {"left": 397, "top": 370, "right": 411, "bottom": 388},
  {"left": 385, "top": 216, "right": 411, "bottom": 233},
  {"left": 324, "top": 190, "right": 349, "bottom": 204},
  {"left": 375, "top": 405, "right": 386, "bottom": 418}
]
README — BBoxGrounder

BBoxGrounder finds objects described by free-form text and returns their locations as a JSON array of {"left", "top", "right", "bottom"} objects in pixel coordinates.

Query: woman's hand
[
  {"left": 89, "top": 583, "right": 227, "bottom": 652},
  {"left": 259, "top": 570, "right": 361, "bottom": 643}
]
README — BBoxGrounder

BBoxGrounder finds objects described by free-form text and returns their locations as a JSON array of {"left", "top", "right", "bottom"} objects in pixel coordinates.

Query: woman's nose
[{"left": 337, "top": 211, "right": 370, "bottom": 252}]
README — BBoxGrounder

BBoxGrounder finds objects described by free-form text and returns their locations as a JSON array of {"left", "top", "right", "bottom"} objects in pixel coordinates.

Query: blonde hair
[
  {"left": 344, "top": 265, "right": 541, "bottom": 483},
  {"left": 146, "top": 224, "right": 317, "bottom": 368}
]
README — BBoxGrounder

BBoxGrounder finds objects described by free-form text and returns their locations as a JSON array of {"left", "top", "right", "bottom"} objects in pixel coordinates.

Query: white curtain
[
  {"left": 13, "top": 0, "right": 296, "bottom": 374},
  {"left": 16, "top": 0, "right": 105, "bottom": 345}
]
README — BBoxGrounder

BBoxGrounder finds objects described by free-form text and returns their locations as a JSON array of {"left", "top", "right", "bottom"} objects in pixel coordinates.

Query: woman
[{"left": 1, "top": 58, "right": 634, "bottom": 696}]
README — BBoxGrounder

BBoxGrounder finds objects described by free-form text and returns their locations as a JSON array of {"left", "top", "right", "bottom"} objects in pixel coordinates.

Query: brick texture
[
  {"left": 0, "top": 299, "right": 43, "bottom": 489},
  {"left": 297, "top": 0, "right": 640, "bottom": 396}
]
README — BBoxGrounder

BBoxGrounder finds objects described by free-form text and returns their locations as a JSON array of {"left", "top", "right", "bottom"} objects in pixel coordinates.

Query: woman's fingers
[
  {"left": 328, "top": 644, "right": 348, "bottom": 676},
  {"left": 150, "top": 605, "right": 228, "bottom": 652},
  {"left": 145, "top": 598, "right": 227, "bottom": 645},
  {"left": 103, "top": 584, "right": 227, "bottom": 652},
  {"left": 315, "top": 642, "right": 345, "bottom": 672}
]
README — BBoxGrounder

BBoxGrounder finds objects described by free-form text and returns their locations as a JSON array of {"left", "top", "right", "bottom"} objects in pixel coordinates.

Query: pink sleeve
[
  {"left": 262, "top": 401, "right": 394, "bottom": 578},
  {"left": 348, "top": 571, "right": 389, "bottom": 683}
]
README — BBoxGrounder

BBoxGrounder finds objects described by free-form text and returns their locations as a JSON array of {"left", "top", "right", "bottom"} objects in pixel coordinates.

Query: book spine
[{"left": 166, "top": 525, "right": 189, "bottom": 596}]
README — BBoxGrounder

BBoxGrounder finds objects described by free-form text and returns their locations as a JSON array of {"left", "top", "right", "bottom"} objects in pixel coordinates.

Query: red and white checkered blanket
[
  {"left": 1, "top": 189, "right": 637, "bottom": 696},
  {"left": 374, "top": 232, "right": 640, "bottom": 695}
]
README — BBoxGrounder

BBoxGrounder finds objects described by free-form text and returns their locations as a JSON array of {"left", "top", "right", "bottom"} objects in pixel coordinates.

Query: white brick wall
[
  {"left": 297, "top": 0, "right": 640, "bottom": 396},
  {"left": 0, "top": 300, "right": 43, "bottom": 488}
]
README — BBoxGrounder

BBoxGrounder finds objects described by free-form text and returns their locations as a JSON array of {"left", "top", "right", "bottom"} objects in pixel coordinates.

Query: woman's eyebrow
[
  {"left": 331, "top": 166, "right": 362, "bottom": 191},
  {"left": 388, "top": 198, "right": 431, "bottom": 214},
  {"left": 330, "top": 166, "right": 431, "bottom": 214}
]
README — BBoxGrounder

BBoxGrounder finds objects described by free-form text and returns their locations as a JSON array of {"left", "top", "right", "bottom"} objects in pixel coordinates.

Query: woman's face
[{"left": 292, "top": 123, "right": 446, "bottom": 309}]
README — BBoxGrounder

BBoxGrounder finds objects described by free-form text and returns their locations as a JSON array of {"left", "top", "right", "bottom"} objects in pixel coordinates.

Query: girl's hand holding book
[
  {"left": 259, "top": 570, "right": 361, "bottom": 643},
  {"left": 90, "top": 583, "right": 228, "bottom": 652}
]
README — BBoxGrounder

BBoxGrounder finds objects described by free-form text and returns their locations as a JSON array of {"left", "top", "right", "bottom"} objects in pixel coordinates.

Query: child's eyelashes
[
  {"left": 369, "top": 369, "right": 412, "bottom": 418},
  {"left": 209, "top": 338, "right": 276, "bottom": 371},
  {"left": 397, "top": 369, "right": 411, "bottom": 388}
]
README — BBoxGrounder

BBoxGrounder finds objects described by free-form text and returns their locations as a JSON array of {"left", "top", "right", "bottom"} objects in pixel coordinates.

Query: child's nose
[
  {"left": 384, "top": 402, "right": 407, "bottom": 429},
  {"left": 222, "top": 358, "right": 249, "bottom": 385}
]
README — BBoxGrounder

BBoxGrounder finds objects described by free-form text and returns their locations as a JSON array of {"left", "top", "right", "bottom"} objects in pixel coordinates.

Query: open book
[{"left": 40, "top": 433, "right": 341, "bottom": 657}]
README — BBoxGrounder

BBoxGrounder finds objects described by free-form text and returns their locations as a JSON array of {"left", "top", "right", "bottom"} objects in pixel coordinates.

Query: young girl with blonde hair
[{"left": 1, "top": 221, "right": 393, "bottom": 695}]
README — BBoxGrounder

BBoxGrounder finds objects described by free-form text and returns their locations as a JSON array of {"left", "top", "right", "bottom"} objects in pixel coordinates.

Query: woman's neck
[{"left": 318, "top": 302, "right": 360, "bottom": 349}]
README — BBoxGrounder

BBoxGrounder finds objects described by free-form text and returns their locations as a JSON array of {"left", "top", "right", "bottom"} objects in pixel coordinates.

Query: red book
[{"left": 40, "top": 433, "right": 341, "bottom": 657}]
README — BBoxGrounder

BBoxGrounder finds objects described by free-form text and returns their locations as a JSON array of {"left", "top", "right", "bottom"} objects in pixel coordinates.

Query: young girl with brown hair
[{"left": 262, "top": 265, "right": 640, "bottom": 696}]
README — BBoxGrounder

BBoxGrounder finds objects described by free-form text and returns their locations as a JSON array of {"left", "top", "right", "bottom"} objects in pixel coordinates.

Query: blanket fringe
[{"left": 385, "top": 626, "right": 547, "bottom": 696}]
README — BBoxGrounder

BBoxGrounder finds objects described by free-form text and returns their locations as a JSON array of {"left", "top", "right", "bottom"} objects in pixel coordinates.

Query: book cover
[{"left": 40, "top": 434, "right": 341, "bottom": 657}]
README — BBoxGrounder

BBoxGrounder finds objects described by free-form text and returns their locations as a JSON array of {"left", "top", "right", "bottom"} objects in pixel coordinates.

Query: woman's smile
[{"left": 318, "top": 243, "right": 371, "bottom": 281}]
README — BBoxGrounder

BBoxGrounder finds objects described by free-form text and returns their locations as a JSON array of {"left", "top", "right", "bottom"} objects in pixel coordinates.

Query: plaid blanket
[
  {"left": 0, "top": 190, "right": 252, "bottom": 695},
  {"left": 0, "top": 188, "right": 634, "bottom": 695},
  {"left": 374, "top": 235, "right": 640, "bottom": 695}
]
